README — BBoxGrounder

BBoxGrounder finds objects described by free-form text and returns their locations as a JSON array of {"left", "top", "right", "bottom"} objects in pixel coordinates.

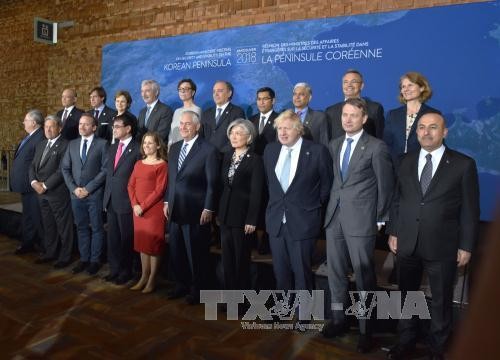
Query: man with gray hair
[
  {"left": 292, "top": 82, "right": 329, "bottom": 146},
  {"left": 10, "top": 109, "right": 45, "bottom": 254},
  {"left": 29, "top": 115, "right": 74, "bottom": 267},
  {"left": 136, "top": 79, "right": 173, "bottom": 144}
]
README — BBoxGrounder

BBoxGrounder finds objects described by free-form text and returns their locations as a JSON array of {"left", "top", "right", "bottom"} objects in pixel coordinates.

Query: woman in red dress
[{"left": 127, "top": 132, "right": 168, "bottom": 293}]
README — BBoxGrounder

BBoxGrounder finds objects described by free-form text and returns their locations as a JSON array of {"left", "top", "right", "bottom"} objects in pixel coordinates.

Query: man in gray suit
[
  {"left": 62, "top": 112, "right": 109, "bottom": 276},
  {"left": 322, "top": 98, "right": 394, "bottom": 353},
  {"left": 292, "top": 82, "right": 329, "bottom": 146},
  {"left": 136, "top": 79, "right": 173, "bottom": 144}
]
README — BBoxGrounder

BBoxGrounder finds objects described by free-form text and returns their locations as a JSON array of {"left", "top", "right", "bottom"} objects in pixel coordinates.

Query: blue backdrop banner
[{"left": 102, "top": 1, "right": 500, "bottom": 220}]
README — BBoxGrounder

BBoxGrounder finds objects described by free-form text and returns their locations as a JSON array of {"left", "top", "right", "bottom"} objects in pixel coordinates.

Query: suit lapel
[
  {"left": 39, "top": 138, "right": 59, "bottom": 169},
  {"left": 343, "top": 132, "right": 368, "bottom": 182},
  {"left": 231, "top": 151, "right": 252, "bottom": 183},
  {"left": 113, "top": 141, "right": 133, "bottom": 172},
  {"left": 216, "top": 104, "right": 232, "bottom": 129},
  {"left": 178, "top": 137, "right": 201, "bottom": 175},
  {"left": 269, "top": 143, "right": 284, "bottom": 194},
  {"left": 287, "top": 140, "right": 309, "bottom": 192},
  {"left": 423, "top": 148, "right": 451, "bottom": 198}
]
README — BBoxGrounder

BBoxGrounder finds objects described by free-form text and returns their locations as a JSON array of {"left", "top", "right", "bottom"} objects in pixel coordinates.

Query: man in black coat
[
  {"left": 249, "top": 86, "right": 279, "bottom": 156},
  {"left": 10, "top": 109, "right": 45, "bottom": 254},
  {"left": 387, "top": 113, "right": 480, "bottom": 359},
  {"left": 88, "top": 86, "right": 117, "bottom": 143},
  {"left": 29, "top": 115, "right": 74, "bottom": 267},
  {"left": 57, "top": 88, "right": 84, "bottom": 141}
]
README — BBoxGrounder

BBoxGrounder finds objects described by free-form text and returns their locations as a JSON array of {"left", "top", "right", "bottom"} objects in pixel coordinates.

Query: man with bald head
[
  {"left": 387, "top": 113, "right": 480, "bottom": 359},
  {"left": 57, "top": 88, "right": 84, "bottom": 140}
]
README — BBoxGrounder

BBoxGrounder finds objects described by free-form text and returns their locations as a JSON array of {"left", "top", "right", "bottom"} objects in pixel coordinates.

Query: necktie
[
  {"left": 39, "top": 140, "right": 51, "bottom": 166},
  {"left": 62, "top": 109, "right": 68, "bottom": 123},
  {"left": 341, "top": 138, "right": 353, "bottom": 181},
  {"left": 16, "top": 135, "right": 30, "bottom": 155},
  {"left": 114, "top": 142, "right": 124, "bottom": 169},
  {"left": 178, "top": 143, "right": 188, "bottom": 170},
  {"left": 144, "top": 105, "right": 152, "bottom": 127},
  {"left": 420, "top": 153, "right": 433, "bottom": 195},
  {"left": 215, "top": 108, "right": 223, "bottom": 125},
  {"left": 279, "top": 148, "right": 292, "bottom": 192},
  {"left": 259, "top": 115, "right": 266, "bottom": 134},
  {"left": 94, "top": 109, "right": 100, "bottom": 121},
  {"left": 81, "top": 139, "right": 88, "bottom": 163},
  {"left": 296, "top": 110, "right": 303, "bottom": 122}
]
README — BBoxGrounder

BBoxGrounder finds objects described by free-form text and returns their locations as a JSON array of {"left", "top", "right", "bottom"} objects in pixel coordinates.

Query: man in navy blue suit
[
  {"left": 164, "top": 110, "right": 219, "bottom": 305},
  {"left": 263, "top": 110, "right": 333, "bottom": 324},
  {"left": 103, "top": 113, "right": 141, "bottom": 284},
  {"left": 10, "top": 109, "right": 45, "bottom": 254},
  {"left": 62, "top": 113, "right": 109, "bottom": 276}
]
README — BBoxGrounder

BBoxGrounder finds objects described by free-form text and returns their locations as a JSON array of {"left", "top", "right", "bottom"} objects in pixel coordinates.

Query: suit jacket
[
  {"left": 218, "top": 150, "right": 264, "bottom": 227},
  {"left": 383, "top": 103, "right": 441, "bottom": 170},
  {"left": 61, "top": 136, "right": 109, "bottom": 199},
  {"left": 57, "top": 107, "right": 84, "bottom": 141},
  {"left": 89, "top": 105, "right": 117, "bottom": 143},
  {"left": 250, "top": 110, "right": 279, "bottom": 156},
  {"left": 324, "top": 131, "right": 394, "bottom": 236},
  {"left": 10, "top": 127, "right": 45, "bottom": 194},
  {"left": 325, "top": 98, "right": 385, "bottom": 140},
  {"left": 137, "top": 100, "right": 173, "bottom": 144},
  {"left": 263, "top": 139, "right": 333, "bottom": 241},
  {"left": 302, "top": 108, "right": 330, "bottom": 146},
  {"left": 388, "top": 147, "right": 479, "bottom": 260},
  {"left": 201, "top": 103, "right": 245, "bottom": 153},
  {"left": 103, "top": 138, "right": 141, "bottom": 213},
  {"left": 165, "top": 137, "right": 219, "bottom": 224},
  {"left": 28, "top": 136, "right": 69, "bottom": 199}
]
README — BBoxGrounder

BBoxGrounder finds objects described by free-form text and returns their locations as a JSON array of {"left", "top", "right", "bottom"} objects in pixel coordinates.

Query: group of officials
[{"left": 10, "top": 69, "right": 479, "bottom": 359}]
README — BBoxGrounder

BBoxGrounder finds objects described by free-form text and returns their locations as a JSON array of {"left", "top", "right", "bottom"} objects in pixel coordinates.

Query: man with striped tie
[
  {"left": 386, "top": 113, "right": 479, "bottom": 360},
  {"left": 163, "top": 110, "right": 219, "bottom": 305}
]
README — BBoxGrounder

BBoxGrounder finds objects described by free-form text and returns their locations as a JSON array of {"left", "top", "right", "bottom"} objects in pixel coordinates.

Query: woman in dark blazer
[
  {"left": 383, "top": 72, "right": 441, "bottom": 170},
  {"left": 218, "top": 119, "right": 264, "bottom": 291}
]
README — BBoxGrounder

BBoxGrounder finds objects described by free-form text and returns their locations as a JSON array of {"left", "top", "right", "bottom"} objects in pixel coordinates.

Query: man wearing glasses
[
  {"left": 250, "top": 87, "right": 280, "bottom": 156},
  {"left": 325, "top": 69, "right": 385, "bottom": 140}
]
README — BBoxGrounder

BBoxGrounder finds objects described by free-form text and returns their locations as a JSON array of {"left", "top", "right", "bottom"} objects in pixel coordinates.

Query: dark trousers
[
  {"left": 169, "top": 221, "right": 210, "bottom": 297},
  {"left": 38, "top": 194, "right": 74, "bottom": 262},
  {"left": 220, "top": 224, "right": 251, "bottom": 290},
  {"left": 269, "top": 223, "right": 315, "bottom": 292},
  {"left": 397, "top": 251, "right": 457, "bottom": 354},
  {"left": 21, "top": 192, "right": 42, "bottom": 248},
  {"left": 325, "top": 211, "right": 376, "bottom": 334},
  {"left": 106, "top": 203, "right": 134, "bottom": 278},
  {"left": 71, "top": 196, "right": 104, "bottom": 263}
]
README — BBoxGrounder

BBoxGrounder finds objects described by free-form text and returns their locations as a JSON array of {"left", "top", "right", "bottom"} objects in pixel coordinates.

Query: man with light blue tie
[
  {"left": 291, "top": 82, "right": 329, "bottom": 146},
  {"left": 136, "top": 79, "right": 173, "bottom": 144},
  {"left": 322, "top": 98, "right": 394, "bottom": 353},
  {"left": 62, "top": 113, "right": 109, "bottom": 276},
  {"left": 263, "top": 110, "right": 332, "bottom": 325}
]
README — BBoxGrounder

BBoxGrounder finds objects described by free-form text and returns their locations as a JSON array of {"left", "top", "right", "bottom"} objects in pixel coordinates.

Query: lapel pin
[
  {"left": 306, "top": 151, "right": 310, "bottom": 155},
  {"left": 246, "top": 154, "right": 250, "bottom": 157},
  {"left": 361, "top": 146, "right": 365, "bottom": 150},
  {"left": 128, "top": 149, "right": 132, "bottom": 152},
  {"left": 446, "top": 160, "right": 450, "bottom": 164}
]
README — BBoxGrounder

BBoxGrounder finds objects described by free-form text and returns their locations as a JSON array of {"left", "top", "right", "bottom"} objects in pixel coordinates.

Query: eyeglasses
[{"left": 178, "top": 87, "right": 192, "bottom": 92}]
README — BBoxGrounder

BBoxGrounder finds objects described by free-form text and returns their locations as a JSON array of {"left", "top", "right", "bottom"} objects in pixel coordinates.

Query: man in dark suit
[
  {"left": 10, "top": 109, "right": 45, "bottom": 254},
  {"left": 102, "top": 113, "right": 141, "bottom": 284},
  {"left": 136, "top": 79, "right": 173, "bottom": 144},
  {"left": 386, "top": 113, "right": 480, "bottom": 360},
  {"left": 57, "top": 88, "right": 84, "bottom": 141},
  {"left": 322, "top": 98, "right": 394, "bottom": 353},
  {"left": 88, "top": 86, "right": 117, "bottom": 143},
  {"left": 201, "top": 80, "right": 245, "bottom": 153},
  {"left": 249, "top": 87, "right": 279, "bottom": 156},
  {"left": 29, "top": 115, "right": 74, "bottom": 268},
  {"left": 291, "top": 82, "right": 329, "bottom": 146},
  {"left": 263, "top": 110, "right": 332, "bottom": 326},
  {"left": 164, "top": 110, "right": 219, "bottom": 304},
  {"left": 61, "top": 113, "right": 109, "bottom": 276},
  {"left": 325, "top": 69, "right": 385, "bottom": 140}
]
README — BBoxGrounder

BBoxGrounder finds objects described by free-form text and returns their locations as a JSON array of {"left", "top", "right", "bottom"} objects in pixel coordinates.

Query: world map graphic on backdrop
[{"left": 102, "top": 1, "right": 500, "bottom": 220}]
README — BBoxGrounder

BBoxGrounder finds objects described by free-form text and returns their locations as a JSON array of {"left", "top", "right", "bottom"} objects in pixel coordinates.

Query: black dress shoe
[
  {"left": 167, "top": 288, "right": 187, "bottom": 300},
  {"left": 321, "top": 320, "right": 348, "bottom": 338},
  {"left": 114, "top": 274, "right": 132, "bottom": 285},
  {"left": 386, "top": 343, "right": 416, "bottom": 359},
  {"left": 103, "top": 273, "right": 118, "bottom": 282},
  {"left": 87, "top": 262, "right": 101, "bottom": 275},
  {"left": 53, "top": 261, "right": 70, "bottom": 269},
  {"left": 72, "top": 261, "right": 89, "bottom": 274},
  {"left": 185, "top": 293, "right": 200, "bottom": 305},
  {"left": 357, "top": 334, "right": 373, "bottom": 353},
  {"left": 14, "top": 245, "right": 35, "bottom": 255},
  {"left": 35, "top": 257, "right": 55, "bottom": 264}
]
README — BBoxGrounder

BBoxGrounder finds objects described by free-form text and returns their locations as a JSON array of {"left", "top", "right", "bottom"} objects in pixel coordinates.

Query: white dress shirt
[
  {"left": 418, "top": 144, "right": 445, "bottom": 180},
  {"left": 275, "top": 137, "right": 303, "bottom": 189}
]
